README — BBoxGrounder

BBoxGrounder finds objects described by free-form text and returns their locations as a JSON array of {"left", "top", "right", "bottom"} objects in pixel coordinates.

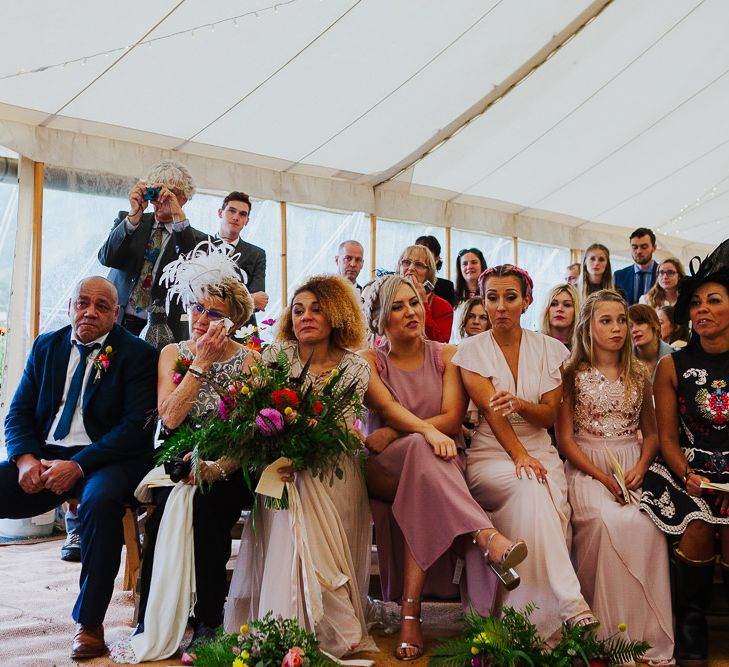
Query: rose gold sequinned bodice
[{"left": 573, "top": 367, "right": 643, "bottom": 438}]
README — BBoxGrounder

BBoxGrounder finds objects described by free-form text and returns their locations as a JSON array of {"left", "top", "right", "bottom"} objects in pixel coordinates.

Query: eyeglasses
[
  {"left": 658, "top": 270, "right": 677, "bottom": 277},
  {"left": 400, "top": 258, "right": 428, "bottom": 271},
  {"left": 191, "top": 303, "right": 226, "bottom": 321}
]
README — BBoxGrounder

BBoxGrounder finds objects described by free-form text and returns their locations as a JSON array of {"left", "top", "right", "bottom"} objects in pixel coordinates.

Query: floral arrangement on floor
[
  {"left": 190, "top": 612, "right": 337, "bottom": 667},
  {"left": 428, "top": 605, "right": 650, "bottom": 667},
  {"left": 156, "top": 349, "right": 363, "bottom": 508}
]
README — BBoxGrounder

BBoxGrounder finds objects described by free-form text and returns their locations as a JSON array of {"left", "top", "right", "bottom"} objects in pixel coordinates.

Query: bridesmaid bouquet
[{"left": 156, "top": 350, "right": 364, "bottom": 508}]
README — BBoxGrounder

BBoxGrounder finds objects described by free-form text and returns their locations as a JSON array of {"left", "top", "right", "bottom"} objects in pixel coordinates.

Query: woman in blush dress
[
  {"left": 453, "top": 264, "right": 594, "bottom": 641},
  {"left": 224, "top": 275, "right": 376, "bottom": 660},
  {"left": 641, "top": 240, "right": 729, "bottom": 667},
  {"left": 361, "top": 275, "right": 527, "bottom": 661},
  {"left": 557, "top": 290, "right": 674, "bottom": 665}
]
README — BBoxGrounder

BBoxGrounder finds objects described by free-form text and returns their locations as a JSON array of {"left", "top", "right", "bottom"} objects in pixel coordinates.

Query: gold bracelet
[{"left": 208, "top": 460, "right": 228, "bottom": 481}]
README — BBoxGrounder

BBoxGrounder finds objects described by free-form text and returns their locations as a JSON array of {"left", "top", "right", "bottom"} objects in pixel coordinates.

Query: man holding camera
[{"left": 98, "top": 160, "right": 202, "bottom": 342}]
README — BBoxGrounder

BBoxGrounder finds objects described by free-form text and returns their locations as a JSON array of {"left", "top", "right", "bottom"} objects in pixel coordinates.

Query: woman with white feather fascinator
[{"left": 111, "top": 240, "right": 257, "bottom": 665}]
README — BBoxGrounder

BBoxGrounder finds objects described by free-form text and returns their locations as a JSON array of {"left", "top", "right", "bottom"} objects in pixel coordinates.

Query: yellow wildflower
[
  {"left": 241, "top": 650, "right": 250, "bottom": 660},
  {"left": 330, "top": 368, "right": 339, "bottom": 378},
  {"left": 104, "top": 345, "right": 113, "bottom": 354},
  {"left": 618, "top": 623, "right": 627, "bottom": 633},
  {"left": 239, "top": 624, "right": 249, "bottom": 635},
  {"left": 241, "top": 386, "right": 250, "bottom": 395},
  {"left": 284, "top": 406, "right": 294, "bottom": 415},
  {"left": 471, "top": 646, "right": 480, "bottom": 655},
  {"left": 232, "top": 658, "right": 244, "bottom": 667},
  {"left": 250, "top": 366, "right": 260, "bottom": 375}
]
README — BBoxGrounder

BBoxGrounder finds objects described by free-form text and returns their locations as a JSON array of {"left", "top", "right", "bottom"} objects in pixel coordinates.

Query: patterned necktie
[
  {"left": 53, "top": 343, "right": 101, "bottom": 441},
  {"left": 128, "top": 225, "right": 164, "bottom": 314}
]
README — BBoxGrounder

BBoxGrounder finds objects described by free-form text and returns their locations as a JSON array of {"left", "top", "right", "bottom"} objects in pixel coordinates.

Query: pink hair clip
[{"left": 477, "top": 264, "right": 534, "bottom": 300}]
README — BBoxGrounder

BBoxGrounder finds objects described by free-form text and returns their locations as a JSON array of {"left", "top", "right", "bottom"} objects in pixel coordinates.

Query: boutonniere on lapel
[{"left": 93, "top": 346, "right": 114, "bottom": 382}]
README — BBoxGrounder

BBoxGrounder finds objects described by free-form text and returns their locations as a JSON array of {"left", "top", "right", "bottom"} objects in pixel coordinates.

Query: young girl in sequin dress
[{"left": 557, "top": 290, "right": 674, "bottom": 665}]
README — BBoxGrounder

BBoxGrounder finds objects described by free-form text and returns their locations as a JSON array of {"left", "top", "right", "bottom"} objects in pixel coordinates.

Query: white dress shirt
[{"left": 47, "top": 332, "right": 111, "bottom": 447}]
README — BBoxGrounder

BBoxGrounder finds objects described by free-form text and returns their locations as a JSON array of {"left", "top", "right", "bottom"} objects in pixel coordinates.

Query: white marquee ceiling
[{"left": 1, "top": 0, "right": 727, "bottom": 251}]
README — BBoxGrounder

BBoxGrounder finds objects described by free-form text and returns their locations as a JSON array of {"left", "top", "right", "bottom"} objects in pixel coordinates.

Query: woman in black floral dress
[{"left": 641, "top": 239, "right": 729, "bottom": 667}]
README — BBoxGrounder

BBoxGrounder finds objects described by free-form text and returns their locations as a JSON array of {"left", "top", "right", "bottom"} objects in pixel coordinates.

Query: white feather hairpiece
[{"left": 159, "top": 238, "right": 248, "bottom": 313}]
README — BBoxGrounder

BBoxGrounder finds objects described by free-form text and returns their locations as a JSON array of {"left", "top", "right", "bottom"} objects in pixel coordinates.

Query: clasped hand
[
  {"left": 17, "top": 455, "right": 82, "bottom": 495},
  {"left": 686, "top": 472, "right": 729, "bottom": 515}
]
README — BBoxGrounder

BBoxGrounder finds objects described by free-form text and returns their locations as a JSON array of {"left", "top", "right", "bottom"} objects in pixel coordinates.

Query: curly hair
[
  {"left": 277, "top": 275, "right": 365, "bottom": 350},
  {"left": 564, "top": 289, "right": 646, "bottom": 402},
  {"left": 145, "top": 159, "right": 196, "bottom": 200},
  {"left": 580, "top": 243, "right": 614, "bottom": 300},
  {"left": 362, "top": 275, "right": 422, "bottom": 348},
  {"left": 204, "top": 277, "right": 254, "bottom": 325}
]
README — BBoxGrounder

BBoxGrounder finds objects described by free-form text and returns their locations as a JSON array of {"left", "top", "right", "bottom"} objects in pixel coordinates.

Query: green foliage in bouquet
[
  {"left": 428, "top": 606, "right": 650, "bottom": 667},
  {"left": 156, "top": 350, "right": 363, "bottom": 507},
  {"left": 190, "top": 612, "right": 337, "bottom": 667}
]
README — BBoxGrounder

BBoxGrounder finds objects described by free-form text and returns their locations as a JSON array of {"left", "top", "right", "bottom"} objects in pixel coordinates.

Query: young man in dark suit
[
  {"left": 613, "top": 227, "right": 658, "bottom": 305},
  {"left": 216, "top": 191, "right": 268, "bottom": 323},
  {"left": 98, "top": 160, "right": 203, "bottom": 341},
  {"left": 0, "top": 277, "right": 158, "bottom": 659}
]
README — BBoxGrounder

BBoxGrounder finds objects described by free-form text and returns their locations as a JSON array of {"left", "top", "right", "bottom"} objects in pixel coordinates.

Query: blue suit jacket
[
  {"left": 613, "top": 263, "right": 658, "bottom": 306},
  {"left": 4, "top": 324, "right": 159, "bottom": 474}
]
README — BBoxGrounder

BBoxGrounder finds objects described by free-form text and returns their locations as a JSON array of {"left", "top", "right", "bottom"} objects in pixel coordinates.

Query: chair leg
[{"left": 122, "top": 507, "right": 142, "bottom": 592}]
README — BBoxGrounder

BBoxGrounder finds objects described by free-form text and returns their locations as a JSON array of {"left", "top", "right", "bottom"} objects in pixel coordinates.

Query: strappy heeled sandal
[
  {"left": 568, "top": 610, "right": 599, "bottom": 633},
  {"left": 475, "top": 529, "right": 528, "bottom": 591},
  {"left": 395, "top": 597, "right": 424, "bottom": 662}
]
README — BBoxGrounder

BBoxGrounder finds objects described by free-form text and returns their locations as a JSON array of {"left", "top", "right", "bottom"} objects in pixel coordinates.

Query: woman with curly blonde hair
[{"left": 225, "top": 275, "right": 377, "bottom": 659}]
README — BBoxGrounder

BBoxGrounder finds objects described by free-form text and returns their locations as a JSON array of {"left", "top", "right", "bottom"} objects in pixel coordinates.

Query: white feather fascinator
[{"left": 160, "top": 239, "right": 248, "bottom": 313}]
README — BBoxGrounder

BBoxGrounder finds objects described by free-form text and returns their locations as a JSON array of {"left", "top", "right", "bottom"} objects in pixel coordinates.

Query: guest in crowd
[
  {"left": 225, "top": 275, "right": 376, "bottom": 659},
  {"left": 613, "top": 227, "right": 658, "bottom": 305},
  {"left": 216, "top": 191, "right": 269, "bottom": 325},
  {"left": 629, "top": 304, "right": 674, "bottom": 380},
  {"left": 453, "top": 265, "right": 594, "bottom": 640},
  {"left": 98, "top": 160, "right": 201, "bottom": 341},
  {"left": 397, "top": 245, "right": 453, "bottom": 343},
  {"left": 579, "top": 243, "right": 615, "bottom": 300},
  {"left": 641, "top": 239, "right": 729, "bottom": 667},
  {"left": 361, "top": 275, "right": 527, "bottom": 661},
  {"left": 565, "top": 262, "right": 580, "bottom": 286},
  {"left": 557, "top": 290, "right": 674, "bottom": 665},
  {"left": 452, "top": 248, "right": 488, "bottom": 342},
  {"left": 335, "top": 239, "right": 366, "bottom": 296},
  {"left": 111, "top": 242, "right": 257, "bottom": 665},
  {"left": 458, "top": 296, "right": 490, "bottom": 339},
  {"left": 658, "top": 304, "right": 690, "bottom": 349},
  {"left": 1, "top": 277, "right": 158, "bottom": 659},
  {"left": 640, "top": 257, "right": 685, "bottom": 309},
  {"left": 455, "top": 248, "right": 487, "bottom": 306},
  {"left": 540, "top": 283, "right": 579, "bottom": 350},
  {"left": 416, "top": 235, "right": 456, "bottom": 306}
]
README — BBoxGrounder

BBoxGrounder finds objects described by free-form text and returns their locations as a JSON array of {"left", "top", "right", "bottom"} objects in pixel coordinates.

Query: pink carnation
[
  {"left": 281, "top": 647, "right": 304, "bottom": 667},
  {"left": 172, "top": 372, "right": 183, "bottom": 385},
  {"left": 255, "top": 408, "right": 284, "bottom": 436},
  {"left": 101, "top": 359, "right": 110, "bottom": 369}
]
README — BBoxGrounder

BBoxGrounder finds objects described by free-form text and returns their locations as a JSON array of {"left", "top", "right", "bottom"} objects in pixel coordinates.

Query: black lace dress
[{"left": 640, "top": 342, "right": 729, "bottom": 534}]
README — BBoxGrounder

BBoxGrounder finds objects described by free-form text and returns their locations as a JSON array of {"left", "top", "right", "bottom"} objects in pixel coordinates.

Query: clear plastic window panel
[
  {"left": 450, "top": 228, "right": 514, "bottom": 279},
  {"left": 375, "top": 219, "right": 445, "bottom": 278},
  {"left": 286, "top": 203, "right": 370, "bottom": 291},
  {"left": 517, "top": 240, "right": 571, "bottom": 331},
  {"left": 0, "top": 178, "right": 19, "bottom": 401}
]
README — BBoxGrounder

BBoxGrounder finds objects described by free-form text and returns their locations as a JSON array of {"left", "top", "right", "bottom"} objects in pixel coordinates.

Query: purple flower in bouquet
[
  {"left": 255, "top": 407, "right": 285, "bottom": 436},
  {"left": 219, "top": 394, "right": 235, "bottom": 421}
]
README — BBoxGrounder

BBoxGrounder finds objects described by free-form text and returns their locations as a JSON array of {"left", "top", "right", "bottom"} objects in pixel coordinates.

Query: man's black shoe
[{"left": 60, "top": 530, "right": 81, "bottom": 562}]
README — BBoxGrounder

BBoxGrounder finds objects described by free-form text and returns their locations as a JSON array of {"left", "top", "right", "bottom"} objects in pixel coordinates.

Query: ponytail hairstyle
[
  {"left": 564, "top": 289, "right": 645, "bottom": 402},
  {"left": 362, "top": 275, "right": 423, "bottom": 350}
]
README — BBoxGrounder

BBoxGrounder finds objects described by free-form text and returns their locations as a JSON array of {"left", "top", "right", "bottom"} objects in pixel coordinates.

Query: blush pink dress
[
  {"left": 566, "top": 368, "right": 674, "bottom": 665},
  {"left": 366, "top": 340, "right": 498, "bottom": 613},
  {"left": 453, "top": 329, "right": 589, "bottom": 640}
]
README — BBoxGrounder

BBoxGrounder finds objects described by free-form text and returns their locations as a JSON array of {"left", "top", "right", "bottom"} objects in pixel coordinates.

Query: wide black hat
[{"left": 674, "top": 237, "right": 729, "bottom": 324}]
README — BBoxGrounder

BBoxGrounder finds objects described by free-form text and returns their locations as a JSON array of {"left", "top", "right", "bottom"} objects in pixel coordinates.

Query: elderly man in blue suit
[
  {"left": 613, "top": 227, "right": 659, "bottom": 305},
  {"left": 0, "top": 276, "right": 158, "bottom": 659}
]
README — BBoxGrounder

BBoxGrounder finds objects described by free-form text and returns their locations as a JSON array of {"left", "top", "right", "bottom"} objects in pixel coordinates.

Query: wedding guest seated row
[
  {"left": 361, "top": 274, "right": 527, "bottom": 661},
  {"left": 110, "top": 241, "right": 258, "bottom": 665},
  {"left": 0, "top": 277, "right": 158, "bottom": 660}
]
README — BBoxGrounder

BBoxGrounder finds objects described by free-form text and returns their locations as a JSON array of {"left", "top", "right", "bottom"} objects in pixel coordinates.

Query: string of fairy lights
[
  {"left": 0, "top": 0, "right": 310, "bottom": 81},
  {"left": 656, "top": 174, "right": 729, "bottom": 238}
]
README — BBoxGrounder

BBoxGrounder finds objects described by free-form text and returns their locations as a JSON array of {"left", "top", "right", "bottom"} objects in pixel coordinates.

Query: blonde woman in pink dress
[
  {"left": 557, "top": 290, "right": 674, "bottom": 665},
  {"left": 452, "top": 265, "right": 594, "bottom": 641}
]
